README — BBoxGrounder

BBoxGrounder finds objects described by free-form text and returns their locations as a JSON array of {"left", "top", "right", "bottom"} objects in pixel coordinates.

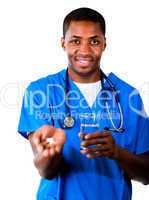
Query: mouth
[{"left": 75, "top": 56, "right": 93, "bottom": 66}]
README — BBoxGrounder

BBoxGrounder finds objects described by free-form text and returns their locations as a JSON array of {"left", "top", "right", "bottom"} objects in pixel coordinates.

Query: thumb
[{"left": 37, "top": 125, "right": 56, "bottom": 141}]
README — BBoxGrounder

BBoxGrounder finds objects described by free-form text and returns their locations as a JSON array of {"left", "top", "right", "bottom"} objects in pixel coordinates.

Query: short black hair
[{"left": 63, "top": 7, "right": 106, "bottom": 37}]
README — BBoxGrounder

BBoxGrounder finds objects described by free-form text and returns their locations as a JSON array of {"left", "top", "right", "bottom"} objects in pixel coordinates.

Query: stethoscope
[
  {"left": 61, "top": 68, "right": 125, "bottom": 133},
  {"left": 100, "top": 70, "right": 125, "bottom": 132}
]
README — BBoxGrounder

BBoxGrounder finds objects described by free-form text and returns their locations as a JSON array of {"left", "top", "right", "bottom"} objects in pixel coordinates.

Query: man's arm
[
  {"left": 115, "top": 147, "right": 149, "bottom": 185},
  {"left": 28, "top": 125, "right": 66, "bottom": 179},
  {"left": 80, "top": 131, "right": 149, "bottom": 185}
]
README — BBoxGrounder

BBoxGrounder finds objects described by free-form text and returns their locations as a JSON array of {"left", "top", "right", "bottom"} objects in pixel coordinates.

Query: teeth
[
  {"left": 77, "top": 59, "right": 91, "bottom": 63},
  {"left": 78, "top": 58, "right": 91, "bottom": 61},
  {"left": 79, "top": 60, "right": 89, "bottom": 63},
  {"left": 76, "top": 57, "right": 92, "bottom": 65}
]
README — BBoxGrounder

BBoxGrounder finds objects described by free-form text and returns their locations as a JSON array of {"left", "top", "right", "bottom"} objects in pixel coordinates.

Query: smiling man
[
  {"left": 61, "top": 20, "right": 106, "bottom": 82},
  {"left": 18, "top": 7, "right": 149, "bottom": 200}
]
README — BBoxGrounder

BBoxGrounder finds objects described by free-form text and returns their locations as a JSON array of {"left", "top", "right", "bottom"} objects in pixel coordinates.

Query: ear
[
  {"left": 102, "top": 37, "right": 106, "bottom": 51},
  {"left": 103, "top": 43, "right": 106, "bottom": 51},
  {"left": 61, "top": 37, "right": 65, "bottom": 50}
]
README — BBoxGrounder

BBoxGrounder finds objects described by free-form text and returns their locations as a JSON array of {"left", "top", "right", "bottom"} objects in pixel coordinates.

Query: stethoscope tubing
[
  {"left": 100, "top": 70, "right": 124, "bottom": 132},
  {"left": 57, "top": 68, "right": 124, "bottom": 132}
]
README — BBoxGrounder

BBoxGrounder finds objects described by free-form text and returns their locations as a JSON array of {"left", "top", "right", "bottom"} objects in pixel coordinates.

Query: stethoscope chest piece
[{"left": 63, "top": 116, "right": 75, "bottom": 128}]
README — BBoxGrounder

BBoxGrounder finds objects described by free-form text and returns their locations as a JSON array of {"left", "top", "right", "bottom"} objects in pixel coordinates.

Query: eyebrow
[{"left": 71, "top": 35, "right": 101, "bottom": 39}]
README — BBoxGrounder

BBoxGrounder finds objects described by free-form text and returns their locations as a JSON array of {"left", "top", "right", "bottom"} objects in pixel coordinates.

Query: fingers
[
  {"left": 81, "top": 144, "right": 109, "bottom": 154},
  {"left": 42, "top": 140, "right": 63, "bottom": 154},
  {"left": 29, "top": 125, "right": 66, "bottom": 169},
  {"left": 45, "top": 128, "right": 66, "bottom": 153},
  {"left": 29, "top": 125, "right": 66, "bottom": 176},
  {"left": 28, "top": 125, "right": 55, "bottom": 154},
  {"left": 80, "top": 138, "right": 108, "bottom": 147},
  {"left": 83, "top": 131, "right": 110, "bottom": 140},
  {"left": 79, "top": 130, "right": 116, "bottom": 159},
  {"left": 78, "top": 133, "right": 86, "bottom": 140},
  {"left": 34, "top": 149, "right": 52, "bottom": 170},
  {"left": 37, "top": 125, "right": 55, "bottom": 141},
  {"left": 80, "top": 144, "right": 109, "bottom": 157},
  {"left": 33, "top": 142, "right": 60, "bottom": 170},
  {"left": 28, "top": 132, "right": 43, "bottom": 155},
  {"left": 80, "top": 145, "right": 113, "bottom": 159},
  {"left": 86, "top": 150, "right": 110, "bottom": 158},
  {"left": 32, "top": 125, "right": 66, "bottom": 149},
  {"left": 79, "top": 130, "right": 114, "bottom": 148}
]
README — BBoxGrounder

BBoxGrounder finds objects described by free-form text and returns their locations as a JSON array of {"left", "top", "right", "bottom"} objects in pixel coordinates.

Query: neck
[{"left": 68, "top": 67, "right": 101, "bottom": 83}]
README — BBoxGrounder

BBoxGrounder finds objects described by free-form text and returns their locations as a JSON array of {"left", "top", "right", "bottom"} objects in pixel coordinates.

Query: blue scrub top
[{"left": 18, "top": 69, "right": 149, "bottom": 200}]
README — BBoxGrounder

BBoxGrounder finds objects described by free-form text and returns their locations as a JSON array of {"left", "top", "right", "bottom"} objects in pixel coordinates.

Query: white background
[{"left": 0, "top": 0, "right": 149, "bottom": 199}]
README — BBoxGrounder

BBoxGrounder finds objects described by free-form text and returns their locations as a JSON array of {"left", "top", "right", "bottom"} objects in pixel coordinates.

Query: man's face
[{"left": 61, "top": 21, "right": 106, "bottom": 76}]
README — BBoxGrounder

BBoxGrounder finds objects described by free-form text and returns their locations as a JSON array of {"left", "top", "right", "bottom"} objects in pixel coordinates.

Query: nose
[{"left": 79, "top": 42, "right": 91, "bottom": 55}]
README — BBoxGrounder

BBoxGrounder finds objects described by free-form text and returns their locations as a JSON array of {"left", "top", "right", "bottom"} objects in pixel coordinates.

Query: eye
[
  {"left": 70, "top": 39, "right": 80, "bottom": 45},
  {"left": 90, "top": 39, "right": 100, "bottom": 45}
]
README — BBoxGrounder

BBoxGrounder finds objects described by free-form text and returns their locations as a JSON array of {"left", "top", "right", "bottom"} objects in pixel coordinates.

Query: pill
[{"left": 46, "top": 137, "right": 55, "bottom": 144}]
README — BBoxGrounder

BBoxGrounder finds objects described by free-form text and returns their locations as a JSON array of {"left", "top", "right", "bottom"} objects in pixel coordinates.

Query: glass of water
[{"left": 79, "top": 123, "right": 99, "bottom": 150}]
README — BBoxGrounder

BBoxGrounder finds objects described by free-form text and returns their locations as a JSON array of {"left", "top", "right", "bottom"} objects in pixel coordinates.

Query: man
[{"left": 18, "top": 7, "right": 149, "bottom": 200}]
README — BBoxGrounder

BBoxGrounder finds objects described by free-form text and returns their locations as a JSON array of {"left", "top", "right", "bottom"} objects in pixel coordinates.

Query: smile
[
  {"left": 77, "top": 60, "right": 91, "bottom": 64},
  {"left": 75, "top": 57, "right": 93, "bottom": 65}
]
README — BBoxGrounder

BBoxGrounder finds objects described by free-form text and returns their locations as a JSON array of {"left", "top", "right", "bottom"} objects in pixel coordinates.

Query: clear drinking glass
[{"left": 79, "top": 123, "right": 99, "bottom": 150}]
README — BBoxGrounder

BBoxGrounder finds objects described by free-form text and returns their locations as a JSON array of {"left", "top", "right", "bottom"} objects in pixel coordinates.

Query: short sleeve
[
  {"left": 133, "top": 94, "right": 149, "bottom": 154},
  {"left": 135, "top": 115, "right": 149, "bottom": 154},
  {"left": 18, "top": 82, "right": 52, "bottom": 139}
]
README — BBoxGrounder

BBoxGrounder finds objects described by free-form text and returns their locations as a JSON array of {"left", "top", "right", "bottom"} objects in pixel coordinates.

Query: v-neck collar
[
  {"left": 68, "top": 76, "right": 92, "bottom": 112},
  {"left": 64, "top": 70, "right": 114, "bottom": 112},
  {"left": 60, "top": 69, "right": 118, "bottom": 110},
  {"left": 60, "top": 69, "right": 119, "bottom": 130}
]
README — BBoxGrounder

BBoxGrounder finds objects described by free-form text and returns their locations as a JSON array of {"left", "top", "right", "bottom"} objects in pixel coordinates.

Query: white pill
[{"left": 46, "top": 137, "right": 55, "bottom": 144}]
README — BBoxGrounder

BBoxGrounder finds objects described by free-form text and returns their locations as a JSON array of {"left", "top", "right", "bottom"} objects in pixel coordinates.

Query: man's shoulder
[
  {"left": 109, "top": 72, "right": 136, "bottom": 93},
  {"left": 27, "top": 69, "right": 66, "bottom": 91}
]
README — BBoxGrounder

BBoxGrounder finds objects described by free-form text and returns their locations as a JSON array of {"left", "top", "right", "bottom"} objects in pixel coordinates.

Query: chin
[{"left": 73, "top": 65, "right": 95, "bottom": 76}]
